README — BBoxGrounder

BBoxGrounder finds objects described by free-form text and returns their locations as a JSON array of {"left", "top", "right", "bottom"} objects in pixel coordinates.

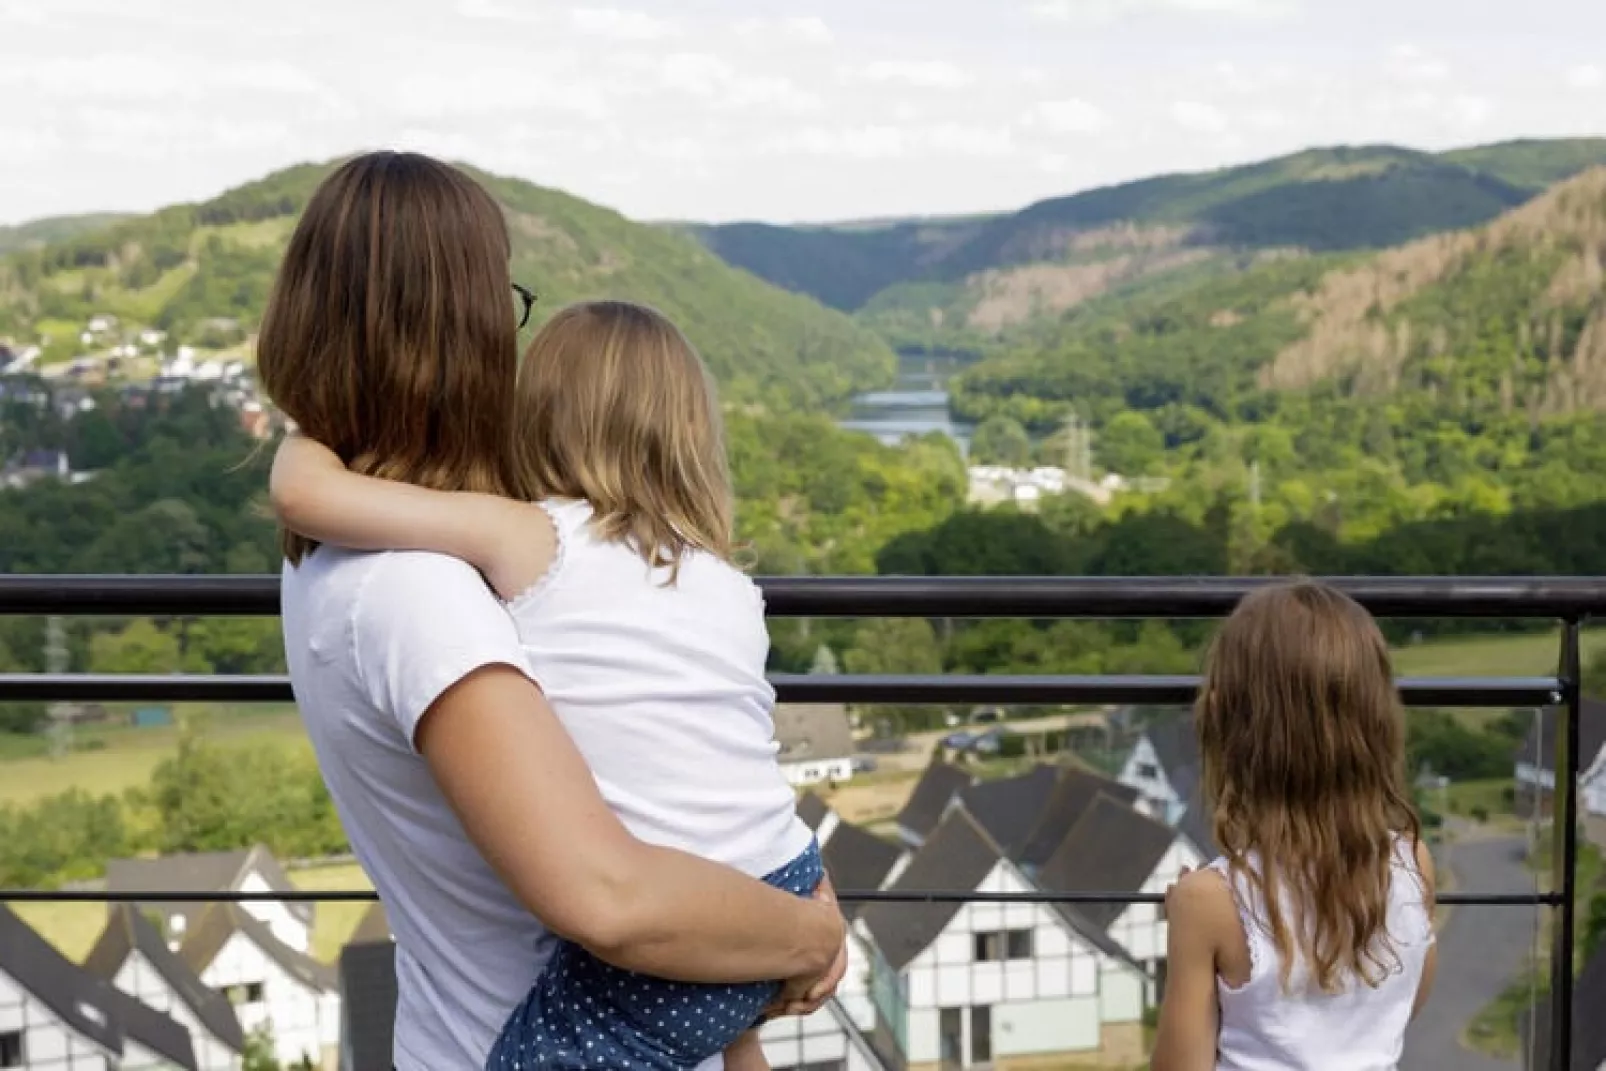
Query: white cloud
[
  {"left": 569, "top": 7, "right": 680, "bottom": 41},
  {"left": 1028, "top": 0, "right": 1294, "bottom": 22},
  {"left": 1028, "top": 98, "right": 1114, "bottom": 134},
  {"left": 1447, "top": 94, "right": 1491, "bottom": 129},
  {"left": 759, "top": 125, "right": 911, "bottom": 160},
  {"left": 1170, "top": 99, "right": 1230, "bottom": 133},
  {"left": 861, "top": 60, "right": 973, "bottom": 89},
  {"left": 1387, "top": 44, "right": 1450, "bottom": 83},
  {"left": 1568, "top": 64, "right": 1604, "bottom": 90},
  {"left": 734, "top": 15, "right": 832, "bottom": 44},
  {"left": 658, "top": 53, "right": 821, "bottom": 114}
]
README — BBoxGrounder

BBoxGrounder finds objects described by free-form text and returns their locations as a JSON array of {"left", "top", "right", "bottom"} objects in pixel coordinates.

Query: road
[{"left": 1403, "top": 831, "right": 1533, "bottom": 1071}]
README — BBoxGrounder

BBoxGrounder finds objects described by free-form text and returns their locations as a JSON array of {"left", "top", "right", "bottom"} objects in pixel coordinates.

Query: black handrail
[
  {"left": 0, "top": 573, "right": 1588, "bottom": 1069},
  {"left": 4, "top": 572, "right": 1606, "bottom": 618}
]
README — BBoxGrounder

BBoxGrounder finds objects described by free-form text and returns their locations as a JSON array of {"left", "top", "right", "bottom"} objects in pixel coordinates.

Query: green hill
[
  {"left": 688, "top": 139, "right": 1606, "bottom": 338},
  {"left": 0, "top": 162, "right": 895, "bottom": 410},
  {"left": 0, "top": 213, "right": 131, "bottom": 256}
]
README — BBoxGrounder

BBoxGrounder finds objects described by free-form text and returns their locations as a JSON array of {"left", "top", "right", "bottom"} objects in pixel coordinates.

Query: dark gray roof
[
  {"left": 862, "top": 809, "right": 1005, "bottom": 970},
  {"left": 895, "top": 760, "right": 973, "bottom": 843},
  {"left": 105, "top": 845, "right": 313, "bottom": 930},
  {"left": 1037, "top": 792, "right": 1180, "bottom": 929},
  {"left": 1019, "top": 768, "right": 1142, "bottom": 871},
  {"left": 179, "top": 903, "right": 336, "bottom": 993},
  {"left": 0, "top": 903, "right": 123, "bottom": 1056},
  {"left": 84, "top": 904, "right": 245, "bottom": 1052},
  {"left": 339, "top": 941, "right": 398, "bottom": 1071},
  {"left": 107, "top": 986, "right": 198, "bottom": 1071},
  {"left": 775, "top": 704, "right": 856, "bottom": 764},
  {"left": 1514, "top": 699, "right": 1606, "bottom": 774},
  {"left": 796, "top": 791, "right": 832, "bottom": 832},
  {"left": 822, "top": 823, "right": 904, "bottom": 919},
  {"left": 1522, "top": 934, "right": 1606, "bottom": 1070},
  {"left": 957, "top": 765, "right": 1061, "bottom": 860}
]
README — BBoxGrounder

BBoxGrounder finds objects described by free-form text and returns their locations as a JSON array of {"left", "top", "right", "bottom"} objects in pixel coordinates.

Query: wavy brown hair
[
  {"left": 512, "top": 300, "right": 732, "bottom": 581},
  {"left": 1197, "top": 579, "right": 1422, "bottom": 994},
  {"left": 257, "top": 151, "right": 526, "bottom": 563}
]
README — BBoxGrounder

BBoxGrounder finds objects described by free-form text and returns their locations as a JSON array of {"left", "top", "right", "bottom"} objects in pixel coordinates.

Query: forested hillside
[{"left": 0, "top": 161, "right": 896, "bottom": 410}]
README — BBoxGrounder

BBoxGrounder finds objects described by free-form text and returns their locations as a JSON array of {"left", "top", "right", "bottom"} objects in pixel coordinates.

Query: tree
[
  {"left": 844, "top": 618, "right": 945, "bottom": 733},
  {"left": 1584, "top": 647, "right": 1606, "bottom": 700},
  {"left": 89, "top": 619, "right": 183, "bottom": 675},
  {"left": 970, "top": 415, "right": 1032, "bottom": 468},
  {"left": 1096, "top": 410, "right": 1164, "bottom": 476},
  {"left": 242, "top": 1028, "right": 282, "bottom": 1071}
]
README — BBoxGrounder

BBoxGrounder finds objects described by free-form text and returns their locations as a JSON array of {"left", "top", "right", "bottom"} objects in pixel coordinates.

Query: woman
[{"left": 256, "top": 151, "right": 846, "bottom": 1071}]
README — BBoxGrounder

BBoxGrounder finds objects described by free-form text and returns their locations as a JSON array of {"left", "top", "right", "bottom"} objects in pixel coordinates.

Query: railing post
[{"left": 1549, "top": 619, "right": 1581, "bottom": 1071}]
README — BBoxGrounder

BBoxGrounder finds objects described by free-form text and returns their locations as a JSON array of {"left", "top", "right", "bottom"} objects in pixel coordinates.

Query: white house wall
[
  {"left": 1118, "top": 737, "right": 1182, "bottom": 823},
  {"left": 198, "top": 933, "right": 326, "bottom": 1069},
  {"left": 758, "top": 1006, "right": 852, "bottom": 1070},
  {"left": 120, "top": 1036, "right": 183, "bottom": 1071},
  {"left": 836, "top": 929, "right": 875, "bottom": 1033},
  {"left": 112, "top": 951, "right": 241, "bottom": 1071},
  {"left": 782, "top": 758, "right": 856, "bottom": 787},
  {"left": 1106, "top": 838, "right": 1204, "bottom": 969},
  {"left": 0, "top": 967, "right": 114, "bottom": 1071},
  {"left": 894, "top": 861, "right": 1142, "bottom": 1066},
  {"left": 236, "top": 871, "right": 311, "bottom": 954}
]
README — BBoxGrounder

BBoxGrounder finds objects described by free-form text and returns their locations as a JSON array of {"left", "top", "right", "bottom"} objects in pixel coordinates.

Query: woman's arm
[
  {"left": 1151, "top": 870, "right": 1226, "bottom": 1071},
  {"left": 269, "top": 433, "right": 553, "bottom": 598},
  {"left": 421, "top": 662, "right": 845, "bottom": 985}
]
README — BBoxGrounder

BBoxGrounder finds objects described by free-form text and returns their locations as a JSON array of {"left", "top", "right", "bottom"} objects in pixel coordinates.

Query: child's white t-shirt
[{"left": 508, "top": 498, "right": 814, "bottom": 879}]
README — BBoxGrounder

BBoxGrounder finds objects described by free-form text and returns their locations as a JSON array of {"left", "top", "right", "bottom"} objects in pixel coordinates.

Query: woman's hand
[{"left": 761, "top": 876, "right": 848, "bottom": 1019}]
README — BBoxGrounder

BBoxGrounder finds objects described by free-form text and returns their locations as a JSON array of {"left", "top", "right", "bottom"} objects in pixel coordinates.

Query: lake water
[{"left": 837, "top": 352, "right": 977, "bottom": 453}]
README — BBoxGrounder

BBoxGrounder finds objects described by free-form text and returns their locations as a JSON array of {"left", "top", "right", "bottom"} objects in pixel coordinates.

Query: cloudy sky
[{"left": 1, "top": 0, "right": 1602, "bottom": 226}]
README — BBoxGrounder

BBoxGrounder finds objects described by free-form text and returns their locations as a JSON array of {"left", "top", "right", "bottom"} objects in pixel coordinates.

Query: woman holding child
[{"left": 259, "top": 150, "right": 845, "bottom": 1071}]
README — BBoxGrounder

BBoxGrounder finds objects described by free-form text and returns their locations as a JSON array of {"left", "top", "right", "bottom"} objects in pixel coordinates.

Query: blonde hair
[
  {"left": 1197, "top": 579, "right": 1422, "bottom": 994},
  {"left": 512, "top": 300, "right": 733, "bottom": 580}
]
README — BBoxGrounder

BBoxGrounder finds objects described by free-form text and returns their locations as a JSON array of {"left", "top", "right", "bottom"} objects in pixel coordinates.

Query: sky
[{"left": 1, "top": 0, "right": 1603, "bottom": 226}]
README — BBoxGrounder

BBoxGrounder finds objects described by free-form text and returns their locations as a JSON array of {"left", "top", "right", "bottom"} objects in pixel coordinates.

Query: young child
[
  {"left": 1151, "top": 580, "right": 1439, "bottom": 1071},
  {"left": 269, "top": 300, "right": 821, "bottom": 1071}
]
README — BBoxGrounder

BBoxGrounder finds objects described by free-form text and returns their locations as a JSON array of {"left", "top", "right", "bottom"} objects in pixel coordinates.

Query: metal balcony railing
[{"left": 0, "top": 573, "right": 1598, "bottom": 1069}]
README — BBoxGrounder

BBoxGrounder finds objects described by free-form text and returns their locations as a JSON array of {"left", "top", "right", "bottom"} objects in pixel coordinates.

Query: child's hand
[{"left": 466, "top": 497, "right": 560, "bottom": 602}]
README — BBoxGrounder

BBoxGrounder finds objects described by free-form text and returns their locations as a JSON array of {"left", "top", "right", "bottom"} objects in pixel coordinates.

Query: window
[
  {"left": 0, "top": 1031, "right": 23, "bottom": 1069},
  {"left": 1137, "top": 761, "right": 1159, "bottom": 779},
  {"left": 222, "top": 982, "right": 265, "bottom": 1005},
  {"left": 974, "top": 928, "right": 1034, "bottom": 961}
]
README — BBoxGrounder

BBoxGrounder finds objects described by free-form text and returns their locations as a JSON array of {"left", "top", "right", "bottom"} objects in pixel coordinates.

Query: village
[{"left": 4, "top": 697, "right": 1599, "bottom": 1071}]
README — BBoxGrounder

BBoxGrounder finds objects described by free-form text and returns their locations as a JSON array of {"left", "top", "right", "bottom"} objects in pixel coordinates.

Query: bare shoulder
[{"left": 1167, "top": 866, "right": 1237, "bottom": 928}]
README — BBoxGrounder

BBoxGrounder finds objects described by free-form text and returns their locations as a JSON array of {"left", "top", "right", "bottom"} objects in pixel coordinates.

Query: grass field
[{"left": 1391, "top": 627, "right": 1606, "bottom": 679}]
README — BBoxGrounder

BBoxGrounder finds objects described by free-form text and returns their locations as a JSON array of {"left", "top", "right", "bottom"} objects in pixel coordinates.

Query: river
[{"left": 836, "top": 352, "right": 977, "bottom": 453}]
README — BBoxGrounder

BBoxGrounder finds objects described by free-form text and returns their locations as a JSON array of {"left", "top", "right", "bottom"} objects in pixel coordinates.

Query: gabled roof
[
  {"left": 1139, "top": 715, "right": 1219, "bottom": 858},
  {"left": 1521, "top": 932, "right": 1606, "bottom": 1070},
  {"left": 775, "top": 704, "right": 856, "bottom": 764},
  {"left": 0, "top": 903, "right": 123, "bottom": 1056},
  {"left": 796, "top": 791, "right": 832, "bottom": 832},
  {"left": 106, "top": 986, "right": 198, "bottom": 1071},
  {"left": 895, "top": 760, "right": 973, "bottom": 842},
  {"left": 1514, "top": 699, "right": 1606, "bottom": 775},
  {"left": 1018, "top": 768, "right": 1142, "bottom": 872},
  {"left": 179, "top": 903, "right": 336, "bottom": 993},
  {"left": 339, "top": 941, "right": 398, "bottom": 1071},
  {"left": 348, "top": 902, "right": 392, "bottom": 948},
  {"left": 956, "top": 764, "right": 1062, "bottom": 860},
  {"left": 84, "top": 904, "right": 245, "bottom": 1052},
  {"left": 1037, "top": 793, "right": 1180, "bottom": 929},
  {"left": 105, "top": 844, "right": 313, "bottom": 927},
  {"left": 822, "top": 823, "right": 904, "bottom": 919},
  {"left": 861, "top": 809, "right": 1003, "bottom": 971}
]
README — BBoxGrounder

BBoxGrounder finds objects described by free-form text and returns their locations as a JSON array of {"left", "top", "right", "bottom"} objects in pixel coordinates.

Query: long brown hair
[
  {"left": 512, "top": 300, "right": 733, "bottom": 580},
  {"left": 257, "top": 151, "right": 525, "bottom": 563},
  {"left": 1196, "top": 579, "right": 1421, "bottom": 994}
]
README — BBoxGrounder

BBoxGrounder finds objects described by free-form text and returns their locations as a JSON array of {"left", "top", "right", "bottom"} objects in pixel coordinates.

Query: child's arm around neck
[{"left": 268, "top": 433, "right": 555, "bottom": 600}]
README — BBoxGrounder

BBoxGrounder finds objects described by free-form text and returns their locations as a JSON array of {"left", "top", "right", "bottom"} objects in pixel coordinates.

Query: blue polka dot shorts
[{"left": 486, "top": 839, "right": 824, "bottom": 1070}]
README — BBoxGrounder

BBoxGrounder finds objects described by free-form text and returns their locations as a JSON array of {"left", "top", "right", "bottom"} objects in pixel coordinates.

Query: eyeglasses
[{"left": 513, "top": 283, "right": 538, "bottom": 330}]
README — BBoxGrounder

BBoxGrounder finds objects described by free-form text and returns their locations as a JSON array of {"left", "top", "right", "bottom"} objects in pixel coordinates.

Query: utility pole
[
  {"left": 45, "top": 615, "right": 71, "bottom": 760},
  {"left": 1249, "top": 459, "right": 1262, "bottom": 510}
]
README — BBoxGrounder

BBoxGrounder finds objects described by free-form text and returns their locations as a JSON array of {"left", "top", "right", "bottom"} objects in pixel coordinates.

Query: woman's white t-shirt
[{"left": 281, "top": 549, "right": 728, "bottom": 1071}]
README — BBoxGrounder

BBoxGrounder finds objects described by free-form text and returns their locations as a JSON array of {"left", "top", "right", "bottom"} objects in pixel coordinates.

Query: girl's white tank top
[{"left": 1207, "top": 835, "right": 1435, "bottom": 1071}]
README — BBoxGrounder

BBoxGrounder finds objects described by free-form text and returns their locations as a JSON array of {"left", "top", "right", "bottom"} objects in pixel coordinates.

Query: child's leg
[{"left": 722, "top": 1030, "right": 770, "bottom": 1071}]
